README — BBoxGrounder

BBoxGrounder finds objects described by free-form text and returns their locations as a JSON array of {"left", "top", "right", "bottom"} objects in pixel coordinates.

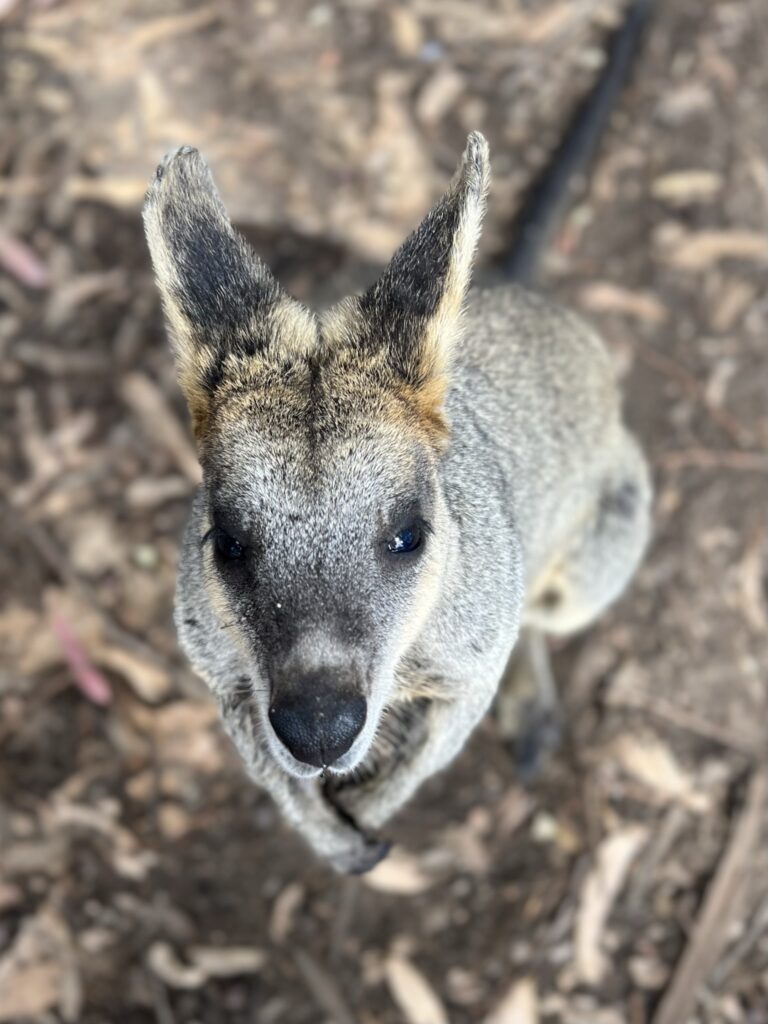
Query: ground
[{"left": 1, "top": 1, "right": 767, "bottom": 1022}]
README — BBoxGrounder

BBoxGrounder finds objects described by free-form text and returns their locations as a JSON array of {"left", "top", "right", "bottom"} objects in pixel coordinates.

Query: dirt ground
[{"left": 1, "top": 1, "right": 768, "bottom": 1022}]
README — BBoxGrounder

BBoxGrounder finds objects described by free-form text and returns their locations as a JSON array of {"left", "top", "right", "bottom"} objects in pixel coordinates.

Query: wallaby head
[{"left": 143, "top": 134, "right": 489, "bottom": 780}]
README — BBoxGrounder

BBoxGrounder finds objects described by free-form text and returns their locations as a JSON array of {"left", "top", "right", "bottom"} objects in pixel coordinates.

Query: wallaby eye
[
  {"left": 386, "top": 523, "right": 423, "bottom": 555},
  {"left": 214, "top": 528, "right": 244, "bottom": 561}
]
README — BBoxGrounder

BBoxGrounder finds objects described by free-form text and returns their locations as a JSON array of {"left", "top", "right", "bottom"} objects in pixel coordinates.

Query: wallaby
[{"left": 143, "top": 132, "right": 651, "bottom": 873}]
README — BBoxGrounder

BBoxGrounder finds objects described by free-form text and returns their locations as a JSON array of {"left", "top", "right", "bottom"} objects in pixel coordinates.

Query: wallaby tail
[{"left": 504, "top": 0, "right": 655, "bottom": 284}]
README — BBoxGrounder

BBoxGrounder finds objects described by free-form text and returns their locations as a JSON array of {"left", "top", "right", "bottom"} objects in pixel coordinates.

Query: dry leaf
[
  {"left": 416, "top": 67, "right": 464, "bottom": 126},
  {"left": 96, "top": 645, "right": 171, "bottom": 703},
  {"left": 610, "top": 733, "right": 710, "bottom": 812},
  {"left": 0, "top": 961, "right": 64, "bottom": 1021},
  {"left": 484, "top": 977, "right": 539, "bottom": 1024},
  {"left": 151, "top": 701, "right": 224, "bottom": 772},
  {"left": 386, "top": 954, "right": 448, "bottom": 1024},
  {"left": 0, "top": 906, "right": 79, "bottom": 1023},
  {"left": 574, "top": 826, "right": 647, "bottom": 985},
  {"left": 441, "top": 806, "right": 492, "bottom": 874},
  {"left": 365, "top": 847, "right": 439, "bottom": 895}
]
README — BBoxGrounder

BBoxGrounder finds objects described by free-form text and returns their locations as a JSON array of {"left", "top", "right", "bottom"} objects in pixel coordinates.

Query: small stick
[
  {"left": 631, "top": 341, "right": 751, "bottom": 448},
  {"left": 121, "top": 372, "right": 200, "bottom": 486},
  {"left": 658, "top": 448, "right": 768, "bottom": 473},
  {"left": 607, "top": 688, "right": 762, "bottom": 758},
  {"left": 652, "top": 767, "right": 768, "bottom": 1024},
  {"left": 293, "top": 948, "right": 356, "bottom": 1024}
]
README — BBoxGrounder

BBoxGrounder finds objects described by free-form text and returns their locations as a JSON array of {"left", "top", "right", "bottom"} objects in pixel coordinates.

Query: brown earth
[{"left": 1, "top": 1, "right": 767, "bottom": 1022}]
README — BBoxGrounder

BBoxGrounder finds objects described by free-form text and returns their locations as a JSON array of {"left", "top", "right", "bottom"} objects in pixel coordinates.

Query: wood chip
[
  {"left": 660, "top": 230, "right": 768, "bottom": 271},
  {"left": 484, "top": 977, "right": 539, "bottom": 1024},
  {"left": 652, "top": 768, "right": 768, "bottom": 1024},
  {"left": 385, "top": 954, "right": 448, "bottom": 1024},
  {"left": 188, "top": 945, "right": 265, "bottom": 977},
  {"left": 389, "top": 6, "right": 423, "bottom": 56},
  {"left": 574, "top": 826, "right": 648, "bottom": 986},
  {"left": 651, "top": 170, "right": 722, "bottom": 204}
]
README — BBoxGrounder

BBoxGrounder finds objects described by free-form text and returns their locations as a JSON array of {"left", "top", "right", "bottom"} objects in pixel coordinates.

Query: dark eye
[
  {"left": 386, "top": 523, "right": 423, "bottom": 555},
  {"left": 214, "top": 528, "right": 244, "bottom": 561}
]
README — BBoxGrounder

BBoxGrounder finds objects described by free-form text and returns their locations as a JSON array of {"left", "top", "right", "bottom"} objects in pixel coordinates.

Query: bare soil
[{"left": 1, "top": 2, "right": 767, "bottom": 1022}]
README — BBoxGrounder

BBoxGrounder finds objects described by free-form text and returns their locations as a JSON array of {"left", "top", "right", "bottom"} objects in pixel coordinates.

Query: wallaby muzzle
[{"left": 268, "top": 669, "right": 367, "bottom": 769}]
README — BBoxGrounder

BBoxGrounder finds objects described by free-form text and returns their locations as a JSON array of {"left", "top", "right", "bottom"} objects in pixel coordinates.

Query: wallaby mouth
[{"left": 268, "top": 676, "right": 367, "bottom": 769}]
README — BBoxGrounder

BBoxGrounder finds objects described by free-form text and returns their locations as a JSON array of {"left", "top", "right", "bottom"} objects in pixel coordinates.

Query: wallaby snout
[{"left": 269, "top": 677, "right": 367, "bottom": 768}]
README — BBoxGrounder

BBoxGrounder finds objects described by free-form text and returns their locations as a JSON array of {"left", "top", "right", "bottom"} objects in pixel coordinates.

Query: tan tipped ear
[
  {"left": 322, "top": 133, "right": 489, "bottom": 428},
  {"left": 143, "top": 147, "right": 316, "bottom": 438}
]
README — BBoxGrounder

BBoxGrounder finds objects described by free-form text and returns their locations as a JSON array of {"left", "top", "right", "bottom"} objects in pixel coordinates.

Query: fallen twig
[
  {"left": 652, "top": 767, "right": 768, "bottom": 1024},
  {"left": 631, "top": 342, "right": 751, "bottom": 447},
  {"left": 659, "top": 448, "right": 768, "bottom": 473},
  {"left": 293, "top": 949, "right": 356, "bottom": 1024},
  {"left": 121, "top": 373, "right": 200, "bottom": 486},
  {"left": 607, "top": 686, "right": 762, "bottom": 758}
]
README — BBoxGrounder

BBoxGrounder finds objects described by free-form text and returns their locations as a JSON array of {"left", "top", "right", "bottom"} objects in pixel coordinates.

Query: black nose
[{"left": 269, "top": 682, "right": 367, "bottom": 768}]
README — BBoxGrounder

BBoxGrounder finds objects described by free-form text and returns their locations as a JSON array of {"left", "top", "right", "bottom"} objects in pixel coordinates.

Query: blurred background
[{"left": 1, "top": 1, "right": 767, "bottom": 1022}]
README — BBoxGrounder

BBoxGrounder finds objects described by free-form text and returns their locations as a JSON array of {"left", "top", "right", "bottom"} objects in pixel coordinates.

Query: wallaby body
[{"left": 144, "top": 135, "right": 650, "bottom": 872}]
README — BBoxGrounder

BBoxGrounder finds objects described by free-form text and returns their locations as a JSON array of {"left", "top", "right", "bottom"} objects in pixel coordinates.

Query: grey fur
[{"left": 144, "top": 135, "right": 651, "bottom": 872}]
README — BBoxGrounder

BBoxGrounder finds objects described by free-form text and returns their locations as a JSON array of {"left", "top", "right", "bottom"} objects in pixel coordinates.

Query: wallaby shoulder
[{"left": 444, "top": 284, "right": 637, "bottom": 581}]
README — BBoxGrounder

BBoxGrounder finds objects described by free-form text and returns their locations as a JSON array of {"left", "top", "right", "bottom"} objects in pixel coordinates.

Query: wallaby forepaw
[{"left": 337, "top": 837, "right": 392, "bottom": 875}]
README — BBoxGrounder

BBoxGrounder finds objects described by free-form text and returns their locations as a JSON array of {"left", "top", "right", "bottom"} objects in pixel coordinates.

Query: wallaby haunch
[{"left": 143, "top": 133, "right": 651, "bottom": 872}]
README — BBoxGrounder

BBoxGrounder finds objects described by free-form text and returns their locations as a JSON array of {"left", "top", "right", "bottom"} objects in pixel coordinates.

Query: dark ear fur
[
  {"left": 322, "top": 132, "right": 489, "bottom": 421},
  {"left": 143, "top": 146, "right": 315, "bottom": 437}
]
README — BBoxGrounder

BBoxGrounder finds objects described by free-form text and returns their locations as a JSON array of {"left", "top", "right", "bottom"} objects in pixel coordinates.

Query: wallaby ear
[
  {"left": 143, "top": 146, "right": 315, "bottom": 438},
  {"left": 324, "top": 132, "right": 489, "bottom": 431}
]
